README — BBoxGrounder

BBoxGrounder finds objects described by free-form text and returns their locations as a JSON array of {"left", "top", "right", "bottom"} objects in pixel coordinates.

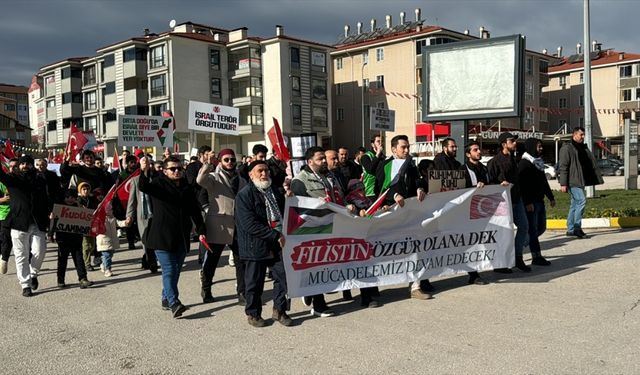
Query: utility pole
[
  {"left": 361, "top": 62, "right": 368, "bottom": 147},
  {"left": 584, "top": 0, "right": 595, "bottom": 197}
]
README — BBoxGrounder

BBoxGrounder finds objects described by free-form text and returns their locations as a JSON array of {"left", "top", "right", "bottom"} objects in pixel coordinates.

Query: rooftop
[
  {"left": 549, "top": 49, "right": 640, "bottom": 73},
  {"left": 0, "top": 84, "right": 28, "bottom": 94}
]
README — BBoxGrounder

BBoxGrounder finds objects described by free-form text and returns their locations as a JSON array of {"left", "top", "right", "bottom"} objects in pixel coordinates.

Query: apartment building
[
  {"left": 30, "top": 22, "right": 332, "bottom": 157},
  {"left": 544, "top": 44, "right": 640, "bottom": 139},
  {"left": 0, "top": 83, "right": 31, "bottom": 145},
  {"left": 331, "top": 9, "right": 554, "bottom": 151}
]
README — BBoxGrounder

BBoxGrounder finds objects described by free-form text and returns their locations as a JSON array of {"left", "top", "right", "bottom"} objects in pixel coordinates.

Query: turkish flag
[
  {"left": 3, "top": 139, "right": 16, "bottom": 159},
  {"left": 267, "top": 117, "right": 291, "bottom": 162},
  {"left": 90, "top": 169, "right": 140, "bottom": 236},
  {"left": 469, "top": 193, "right": 508, "bottom": 220},
  {"left": 64, "top": 124, "right": 89, "bottom": 161},
  {"left": 112, "top": 147, "right": 120, "bottom": 170}
]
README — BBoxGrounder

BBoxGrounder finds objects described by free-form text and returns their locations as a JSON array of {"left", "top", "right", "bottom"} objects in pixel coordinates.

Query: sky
[{"left": 0, "top": 0, "right": 637, "bottom": 86}]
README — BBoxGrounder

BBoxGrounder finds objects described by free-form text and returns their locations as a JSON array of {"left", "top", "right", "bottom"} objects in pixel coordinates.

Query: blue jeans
[
  {"left": 101, "top": 251, "right": 114, "bottom": 270},
  {"left": 526, "top": 201, "right": 547, "bottom": 255},
  {"left": 512, "top": 201, "right": 529, "bottom": 257},
  {"left": 567, "top": 187, "right": 586, "bottom": 233},
  {"left": 154, "top": 249, "right": 187, "bottom": 307}
]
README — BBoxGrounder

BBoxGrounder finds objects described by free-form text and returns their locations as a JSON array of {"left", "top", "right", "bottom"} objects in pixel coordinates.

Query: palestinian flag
[{"left": 287, "top": 207, "right": 335, "bottom": 235}]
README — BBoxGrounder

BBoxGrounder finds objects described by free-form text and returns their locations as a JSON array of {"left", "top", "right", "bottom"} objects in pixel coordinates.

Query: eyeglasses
[
  {"left": 222, "top": 158, "right": 236, "bottom": 163},
  {"left": 166, "top": 166, "right": 183, "bottom": 172}
]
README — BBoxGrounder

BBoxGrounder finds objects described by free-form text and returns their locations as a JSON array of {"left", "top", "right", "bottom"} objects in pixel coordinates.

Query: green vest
[
  {"left": 362, "top": 150, "right": 377, "bottom": 197},
  {"left": 0, "top": 183, "right": 9, "bottom": 221}
]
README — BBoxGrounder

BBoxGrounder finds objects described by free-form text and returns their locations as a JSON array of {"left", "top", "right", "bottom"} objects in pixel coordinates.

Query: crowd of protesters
[{"left": 0, "top": 126, "right": 601, "bottom": 326}]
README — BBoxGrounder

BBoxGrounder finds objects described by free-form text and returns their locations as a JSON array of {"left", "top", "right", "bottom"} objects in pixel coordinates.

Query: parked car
[
  {"left": 544, "top": 164, "right": 556, "bottom": 180},
  {"left": 596, "top": 159, "right": 624, "bottom": 176}
]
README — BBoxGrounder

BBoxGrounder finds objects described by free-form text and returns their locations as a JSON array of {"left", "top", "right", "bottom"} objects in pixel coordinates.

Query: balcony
[
  {"left": 61, "top": 77, "right": 81, "bottom": 93},
  {"left": 620, "top": 101, "right": 640, "bottom": 111},
  {"left": 124, "top": 89, "right": 148, "bottom": 106},
  {"left": 62, "top": 103, "right": 83, "bottom": 118},
  {"left": 123, "top": 60, "right": 147, "bottom": 79},
  {"left": 539, "top": 73, "right": 549, "bottom": 87},
  {"left": 46, "top": 107, "right": 56, "bottom": 120},
  {"left": 620, "top": 77, "right": 639, "bottom": 89}
]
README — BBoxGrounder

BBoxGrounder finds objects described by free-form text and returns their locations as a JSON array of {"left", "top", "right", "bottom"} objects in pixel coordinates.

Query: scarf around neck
[{"left": 521, "top": 152, "right": 546, "bottom": 171}]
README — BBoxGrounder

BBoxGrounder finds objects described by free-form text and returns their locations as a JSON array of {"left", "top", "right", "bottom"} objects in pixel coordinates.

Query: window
[
  {"left": 150, "top": 75, "right": 166, "bottom": 97},
  {"left": 335, "top": 83, "right": 343, "bottom": 96},
  {"left": 150, "top": 103, "right": 168, "bottom": 116},
  {"left": 559, "top": 98, "right": 567, "bottom": 108},
  {"left": 312, "top": 106, "right": 327, "bottom": 127},
  {"left": 620, "top": 65, "right": 633, "bottom": 78},
  {"left": 150, "top": 45, "right": 165, "bottom": 68},
  {"left": 46, "top": 99, "right": 55, "bottom": 108},
  {"left": 526, "top": 57, "right": 533, "bottom": 75},
  {"left": 292, "top": 104, "right": 302, "bottom": 126},
  {"left": 525, "top": 111, "right": 534, "bottom": 125},
  {"left": 376, "top": 75, "right": 384, "bottom": 89},
  {"left": 559, "top": 75, "right": 567, "bottom": 86},
  {"left": 62, "top": 92, "right": 82, "bottom": 104},
  {"left": 102, "top": 54, "right": 115, "bottom": 68},
  {"left": 292, "top": 76, "right": 301, "bottom": 97},
  {"left": 85, "top": 116, "right": 97, "bottom": 132},
  {"left": 210, "top": 49, "right": 220, "bottom": 70},
  {"left": 4, "top": 104, "right": 15, "bottom": 111},
  {"left": 124, "top": 105, "right": 148, "bottom": 115},
  {"left": 123, "top": 47, "right": 146, "bottom": 62},
  {"left": 363, "top": 78, "right": 369, "bottom": 90},
  {"left": 210, "top": 78, "right": 221, "bottom": 98},
  {"left": 62, "top": 117, "right": 82, "bottom": 129},
  {"left": 525, "top": 81, "right": 534, "bottom": 101},
  {"left": 290, "top": 47, "right": 300, "bottom": 70},
  {"left": 47, "top": 120, "right": 57, "bottom": 131},
  {"left": 102, "top": 109, "right": 116, "bottom": 124},
  {"left": 622, "top": 89, "right": 632, "bottom": 101},
  {"left": 377, "top": 102, "right": 385, "bottom": 108},
  {"left": 337, "top": 108, "right": 344, "bottom": 121},
  {"left": 61, "top": 67, "right": 81, "bottom": 79},
  {"left": 83, "top": 66, "right": 96, "bottom": 86},
  {"left": 579, "top": 72, "right": 584, "bottom": 83},
  {"left": 376, "top": 48, "right": 384, "bottom": 62},
  {"left": 636, "top": 88, "right": 640, "bottom": 101},
  {"left": 311, "top": 51, "right": 326, "bottom": 72},
  {"left": 312, "top": 79, "right": 327, "bottom": 100},
  {"left": 579, "top": 117, "right": 584, "bottom": 127},
  {"left": 539, "top": 60, "right": 549, "bottom": 73},
  {"left": 84, "top": 91, "right": 97, "bottom": 110},
  {"left": 104, "top": 82, "right": 115, "bottom": 95},
  {"left": 363, "top": 51, "right": 369, "bottom": 64},
  {"left": 579, "top": 95, "right": 584, "bottom": 107},
  {"left": 416, "top": 39, "right": 428, "bottom": 55},
  {"left": 336, "top": 57, "right": 343, "bottom": 70}
]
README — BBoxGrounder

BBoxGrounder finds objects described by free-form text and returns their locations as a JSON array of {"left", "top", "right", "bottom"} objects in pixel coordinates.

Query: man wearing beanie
[
  {"left": 197, "top": 148, "right": 246, "bottom": 304},
  {"left": 0, "top": 155, "right": 53, "bottom": 296}
]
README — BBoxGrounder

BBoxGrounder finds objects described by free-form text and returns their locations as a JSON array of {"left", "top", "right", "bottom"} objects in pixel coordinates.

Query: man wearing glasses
[
  {"left": 139, "top": 156, "right": 205, "bottom": 318},
  {"left": 196, "top": 149, "right": 246, "bottom": 305}
]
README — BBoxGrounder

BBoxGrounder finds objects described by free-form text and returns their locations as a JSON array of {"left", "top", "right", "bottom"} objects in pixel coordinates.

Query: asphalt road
[{"left": 1, "top": 228, "right": 639, "bottom": 374}]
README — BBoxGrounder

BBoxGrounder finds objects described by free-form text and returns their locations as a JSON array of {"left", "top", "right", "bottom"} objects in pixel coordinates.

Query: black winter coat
[
  {"left": 433, "top": 152, "right": 461, "bottom": 171},
  {"left": 139, "top": 172, "right": 205, "bottom": 253},
  {"left": 0, "top": 168, "right": 52, "bottom": 232},
  {"left": 487, "top": 151, "right": 521, "bottom": 203},
  {"left": 517, "top": 159, "right": 554, "bottom": 205},
  {"left": 235, "top": 183, "right": 285, "bottom": 261}
]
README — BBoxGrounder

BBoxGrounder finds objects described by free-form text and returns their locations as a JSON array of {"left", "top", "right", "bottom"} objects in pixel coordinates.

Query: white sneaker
[
  {"left": 228, "top": 252, "right": 235, "bottom": 267},
  {"left": 104, "top": 269, "right": 113, "bottom": 278},
  {"left": 0, "top": 259, "right": 7, "bottom": 274},
  {"left": 310, "top": 307, "right": 335, "bottom": 318},
  {"left": 100, "top": 263, "right": 105, "bottom": 273}
]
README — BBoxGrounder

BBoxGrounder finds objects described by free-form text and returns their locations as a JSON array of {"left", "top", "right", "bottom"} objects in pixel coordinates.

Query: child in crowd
[
  {"left": 96, "top": 199, "right": 125, "bottom": 277},
  {"left": 77, "top": 182, "right": 100, "bottom": 271},
  {"left": 53, "top": 189, "right": 94, "bottom": 289}
]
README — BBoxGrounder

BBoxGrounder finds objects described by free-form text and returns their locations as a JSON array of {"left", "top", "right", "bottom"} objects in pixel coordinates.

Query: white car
[{"left": 544, "top": 164, "right": 556, "bottom": 180}]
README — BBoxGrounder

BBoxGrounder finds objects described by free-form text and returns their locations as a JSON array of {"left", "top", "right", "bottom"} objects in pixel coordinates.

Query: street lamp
[{"left": 361, "top": 62, "right": 368, "bottom": 147}]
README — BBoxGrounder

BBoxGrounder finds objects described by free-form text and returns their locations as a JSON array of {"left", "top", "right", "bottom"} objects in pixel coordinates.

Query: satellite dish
[{"left": 169, "top": 19, "right": 177, "bottom": 29}]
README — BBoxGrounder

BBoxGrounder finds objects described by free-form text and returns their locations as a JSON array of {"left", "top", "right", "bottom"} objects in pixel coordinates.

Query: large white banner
[
  {"left": 118, "top": 115, "right": 173, "bottom": 148},
  {"left": 282, "top": 185, "right": 515, "bottom": 298},
  {"left": 187, "top": 100, "right": 239, "bottom": 136}
]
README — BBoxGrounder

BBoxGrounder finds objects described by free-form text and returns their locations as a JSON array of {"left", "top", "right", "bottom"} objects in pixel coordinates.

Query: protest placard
[
  {"left": 187, "top": 101, "right": 239, "bottom": 136},
  {"left": 370, "top": 107, "right": 395, "bottom": 132},
  {"left": 118, "top": 115, "right": 173, "bottom": 148},
  {"left": 427, "top": 169, "right": 467, "bottom": 192},
  {"left": 51, "top": 204, "right": 95, "bottom": 236}
]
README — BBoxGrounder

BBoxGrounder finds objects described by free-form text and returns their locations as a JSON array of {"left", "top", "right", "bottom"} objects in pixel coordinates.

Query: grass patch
[{"left": 546, "top": 189, "right": 640, "bottom": 219}]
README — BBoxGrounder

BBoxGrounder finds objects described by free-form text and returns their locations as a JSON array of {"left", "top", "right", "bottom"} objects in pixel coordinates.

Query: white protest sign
[
  {"left": 290, "top": 134, "right": 317, "bottom": 158},
  {"left": 118, "top": 115, "right": 173, "bottom": 148},
  {"left": 370, "top": 107, "right": 395, "bottom": 132},
  {"left": 51, "top": 204, "right": 95, "bottom": 235},
  {"left": 282, "top": 185, "right": 515, "bottom": 297},
  {"left": 188, "top": 100, "right": 240, "bottom": 136}
]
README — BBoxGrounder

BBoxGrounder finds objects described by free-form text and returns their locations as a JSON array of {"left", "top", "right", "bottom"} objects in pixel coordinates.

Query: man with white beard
[{"left": 235, "top": 161, "right": 291, "bottom": 328}]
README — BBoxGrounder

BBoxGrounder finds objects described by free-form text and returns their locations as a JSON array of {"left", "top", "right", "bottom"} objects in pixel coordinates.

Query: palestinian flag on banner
[{"left": 286, "top": 207, "right": 335, "bottom": 235}]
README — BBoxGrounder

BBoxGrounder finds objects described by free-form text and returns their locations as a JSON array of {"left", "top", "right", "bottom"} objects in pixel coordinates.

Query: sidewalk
[{"left": 0, "top": 229, "right": 638, "bottom": 374}]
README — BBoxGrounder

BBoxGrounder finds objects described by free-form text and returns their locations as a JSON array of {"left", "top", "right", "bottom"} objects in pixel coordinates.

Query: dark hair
[
  {"left": 121, "top": 150, "right": 130, "bottom": 155},
  {"left": 304, "top": 146, "right": 325, "bottom": 161},
  {"left": 64, "top": 189, "right": 78, "bottom": 198},
  {"left": 417, "top": 159, "right": 435, "bottom": 174},
  {"left": 338, "top": 146, "right": 349, "bottom": 151},
  {"left": 464, "top": 141, "right": 481, "bottom": 155},
  {"left": 370, "top": 135, "right": 380, "bottom": 144},
  {"left": 391, "top": 135, "right": 409, "bottom": 148},
  {"left": 153, "top": 160, "right": 163, "bottom": 167},
  {"left": 357, "top": 147, "right": 366, "bottom": 153},
  {"left": 197, "top": 145, "right": 212, "bottom": 156},
  {"left": 8, "top": 158, "right": 18, "bottom": 163},
  {"left": 189, "top": 156, "right": 198, "bottom": 162},
  {"left": 94, "top": 156, "right": 103, "bottom": 162},
  {"left": 163, "top": 156, "right": 182, "bottom": 168},
  {"left": 573, "top": 126, "right": 585, "bottom": 133},
  {"left": 125, "top": 155, "right": 137, "bottom": 164},
  {"left": 441, "top": 137, "right": 455, "bottom": 148},
  {"left": 81, "top": 150, "right": 95, "bottom": 158},
  {"left": 252, "top": 144, "right": 268, "bottom": 155}
]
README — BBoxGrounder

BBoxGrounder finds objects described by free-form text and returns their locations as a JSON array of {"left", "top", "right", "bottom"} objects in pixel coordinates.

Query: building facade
[
  {"left": 29, "top": 22, "right": 332, "bottom": 158},
  {"left": 330, "top": 9, "right": 554, "bottom": 152},
  {"left": 0, "top": 84, "right": 31, "bottom": 145}
]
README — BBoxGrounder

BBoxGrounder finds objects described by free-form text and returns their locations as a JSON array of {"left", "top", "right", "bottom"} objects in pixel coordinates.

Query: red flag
[
  {"left": 112, "top": 147, "right": 120, "bottom": 170},
  {"left": 469, "top": 193, "right": 508, "bottom": 219},
  {"left": 199, "top": 236, "right": 213, "bottom": 252},
  {"left": 267, "top": 118, "right": 291, "bottom": 162},
  {"left": 90, "top": 169, "right": 140, "bottom": 236},
  {"left": 0, "top": 154, "right": 8, "bottom": 173},
  {"left": 3, "top": 140, "right": 16, "bottom": 159},
  {"left": 365, "top": 189, "right": 389, "bottom": 216},
  {"left": 64, "top": 123, "right": 88, "bottom": 161}
]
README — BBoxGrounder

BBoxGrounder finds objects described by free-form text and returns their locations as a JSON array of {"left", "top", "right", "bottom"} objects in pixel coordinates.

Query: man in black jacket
[
  {"left": 487, "top": 132, "right": 531, "bottom": 273},
  {"left": 60, "top": 150, "right": 113, "bottom": 192},
  {"left": 235, "top": 160, "right": 292, "bottom": 328},
  {"left": 139, "top": 156, "right": 205, "bottom": 318},
  {"left": 434, "top": 137, "right": 461, "bottom": 171},
  {"left": 35, "top": 158, "right": 61, "bottom": 203},
  {"left": 0, "top": 155, "right": 53, "bottom": 296}
]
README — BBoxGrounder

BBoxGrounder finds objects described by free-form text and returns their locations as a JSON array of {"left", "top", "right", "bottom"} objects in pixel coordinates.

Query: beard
[{"left": 253, "top": 177, "right": 272, "bottom": 190}]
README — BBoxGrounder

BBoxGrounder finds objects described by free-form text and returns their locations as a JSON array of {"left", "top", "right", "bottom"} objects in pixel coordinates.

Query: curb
[{"left": 547, "top": 217, "right": 640, "bottom": 230}]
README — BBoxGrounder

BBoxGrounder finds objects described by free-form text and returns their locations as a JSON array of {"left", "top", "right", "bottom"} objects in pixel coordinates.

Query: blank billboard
[{"left": 422, "top": 35, "right": 524, "bottom": 121}]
